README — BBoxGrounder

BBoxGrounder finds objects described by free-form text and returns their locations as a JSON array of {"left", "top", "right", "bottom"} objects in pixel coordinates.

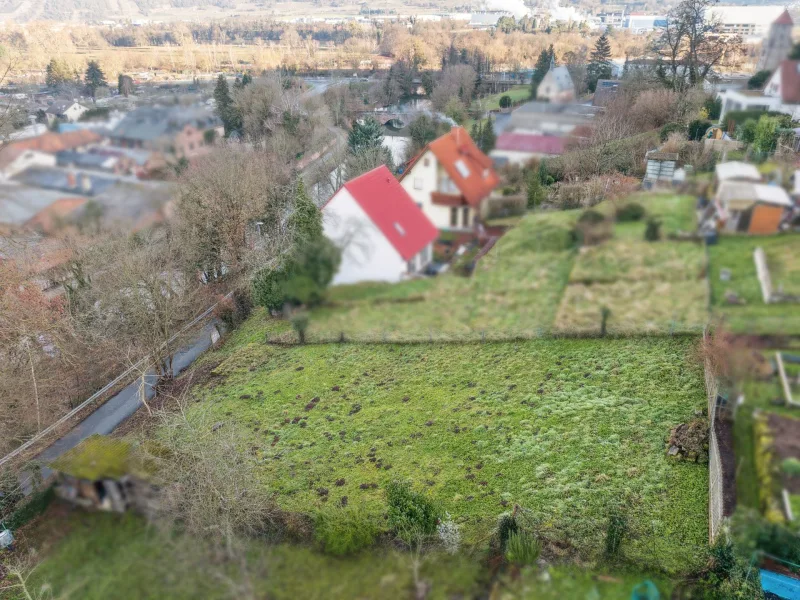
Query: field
[
  {"left": 475, "top": 86, "right": 531, "bottom": 112},
  {"left": 554, "top": 194, "right": 708, "bottom": 334},
  {"left": 183, "top": 335, "right": 709, "bottom": 573},
  {"left": 707, "top": 234, "right": 800, "bottom": 335}
]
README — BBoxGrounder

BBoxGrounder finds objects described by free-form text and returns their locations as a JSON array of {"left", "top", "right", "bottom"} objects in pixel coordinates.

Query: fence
[{"left": 704, "top": 327, "right": 725, "bottom": 543}]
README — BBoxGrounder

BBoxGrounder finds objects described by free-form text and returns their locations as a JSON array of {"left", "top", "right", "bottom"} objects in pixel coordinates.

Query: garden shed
[
  {"left": 49, "top": 434, "right": 158, "bottom": 515},
  {"left": 714, "top": 161, "right": 762, "bottom": 184},
  {"left": 643, "top": 151, "right": 679, "bottom": 185},
  {"left": 715, "top": 180, "right": 793, "bottom": 234}
]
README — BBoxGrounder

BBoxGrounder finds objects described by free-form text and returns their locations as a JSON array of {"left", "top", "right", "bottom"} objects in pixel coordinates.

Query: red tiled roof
[
  {"left": 404, "top": 127, "right": 499, "bottom": 208},
  {"left": 775, "top": 9, "right": 793, "bottom": 25},
  {"left": 779, "top": 60, "right": 800, "bottom": 104},
  {"left": 495, "top": 133, "right": 566, "bottom": 156},
  {"left": 25, "top": 197, "right": 87, "bottom": 233},
  {"left": 338, "top": 165, "right": 438, "bottom": 261},
  {"left": 1, "top": 130, "right": 101, "bottom": 157}
]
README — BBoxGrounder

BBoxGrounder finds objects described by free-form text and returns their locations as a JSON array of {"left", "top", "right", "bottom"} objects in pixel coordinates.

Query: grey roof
[
  {"left": 46, "top": 100, "right": 84, "bottom": 115},
  {"left": 513, "top": 102, "right": 600, "bottom": 117},
  {"left": 0, "top": 183, "right": 83, "bottom": 225},
  {"left": 110, "top": 105, "right": 221, "bottom": 142},
  {"left": 56, "top": 150, "right": 116, "bottom": 171},
  {"left": 592, "top": 79, "right": 621, "bottom": 107},
  {"left": 13, "top": 167, "right": 118, "bottom": 197},
  {"left": 85, "top": 180, "right": 175, "bottom": 226}
]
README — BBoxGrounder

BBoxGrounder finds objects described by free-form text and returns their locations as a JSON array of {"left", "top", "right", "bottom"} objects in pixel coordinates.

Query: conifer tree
[{"left": 587, "top": 34, "right": 613, "bottom": 93}]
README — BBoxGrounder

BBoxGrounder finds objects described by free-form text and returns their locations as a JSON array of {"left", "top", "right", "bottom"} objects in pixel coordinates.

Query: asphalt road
[{"left": 21, "top": 323, "right": 219, "bottom": 492}]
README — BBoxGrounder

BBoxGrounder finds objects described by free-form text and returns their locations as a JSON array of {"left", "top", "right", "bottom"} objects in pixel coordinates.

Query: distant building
[
  {"left": 710, "top": 5, "right": 789, "bottom": 39},
  {"left": 508, "top": 102, "right": 599, "bottom": 136},
  {"left": 469, "top": 11, "right": 510, "bottom": 29},
  {"left": 322, "top": 165, "right": 438, "bottom": 285},
  {"left": 45, "top": 101, "right": 89, "bottom": 124},
  {"left": 717, "top": 60, "right": 800, "bottom": 121},
  {"left": 623, "top": 13, "right": 666, "bottom": 34},
  {"left": 0, "top": 148, "right": 56, "bottom": 178},
  {"left": 490, "top": 133, "right": 566, "bottom": 166},
  {"left": 109, "top": 106, "right": 222, "bottom": 158},
  {"left": 400, "top": 127, "right": 499, "bottom": 231},
  {"left": 592, "top": 79, "right": 621, "bottom": 106},
  {"left": 757, "top": 10, "right": 794, "bottom": 73},
  {"left": 537, "top": 59, "right": 576, "bottom": 103}
]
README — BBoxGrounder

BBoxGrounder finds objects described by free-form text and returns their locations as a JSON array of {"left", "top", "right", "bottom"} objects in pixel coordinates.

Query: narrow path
[{"left": 20, "top": 322, "right": 219, "bottom": 492}]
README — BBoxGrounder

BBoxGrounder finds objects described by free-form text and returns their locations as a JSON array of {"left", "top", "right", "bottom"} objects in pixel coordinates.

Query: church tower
[{"left": 757, "top": 9, "right": 794, "bottom": 73}]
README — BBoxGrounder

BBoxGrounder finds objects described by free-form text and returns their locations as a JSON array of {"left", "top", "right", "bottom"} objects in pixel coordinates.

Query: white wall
[
  {"left": 400, "top": 150, "right": 473, "bottom": 230},
  {"left": 3, "top": 151, "right": 57, "bottom": 178},
  {"left": 383, "top": 136, "right": 410, "bottom": 166},
  {"left": 323, "top": 187, "right": 408, "bottom": 285}
]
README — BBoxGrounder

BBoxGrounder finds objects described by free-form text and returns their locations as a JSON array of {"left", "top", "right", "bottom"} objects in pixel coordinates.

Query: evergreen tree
[
  {"left": 348, "top": 116, "right": 384, "bottom": 154},
  {"left": 213, "top": 75, "right": 241, "bottom": 137},
  {"left": 587, "top": 34, "right": 613, "bottom": 93},
  {"left": 288, "top": 178, "right": 323, "bottom": 245},
  {"left": 241, "top": 73, "right": 253, "bottom": 86},
  {"left": 480, "top": 117, "right": 496, "bottom": 152},
  {"left": 526, "top": 168, "right": 544, "bottom": 208},
  {"left": 470, "top": 120, "right": 483, "bottom": 148},
  {"left": 84, "top": 61, "right": 107, "bottom": 102},
  {"left": 45, "top": 58, "right": 72, "bottom": 90},
  {"left": 530, "top": 48, "right": 553, "bottom": 99}
]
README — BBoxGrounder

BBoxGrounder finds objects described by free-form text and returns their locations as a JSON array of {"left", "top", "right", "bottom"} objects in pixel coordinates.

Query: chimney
[
  {"left": 66, "top": 171, "right": 76, "bottom": 189},
  {"left": 80, "top": 173, "right": 92, "bottom": 194}
]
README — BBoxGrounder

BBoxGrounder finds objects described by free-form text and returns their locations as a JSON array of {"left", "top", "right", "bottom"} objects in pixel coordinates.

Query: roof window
[
  {"left": 394, "top": 222, "right": 406, "bottom": 236},
  {"left": 454, "top": 159, "right": 470, "bottom": 178}
]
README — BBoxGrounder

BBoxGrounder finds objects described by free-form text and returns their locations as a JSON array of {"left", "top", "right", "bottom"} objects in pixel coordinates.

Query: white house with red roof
[
  {"left": 718, "top": 57, "right": 800, "bottom": 122},
  {"left": 400, "top": 127, "right": 499, "bottom": 231},
  {"left": 322, "top": 165, "right": 438, "bottom": 285}
]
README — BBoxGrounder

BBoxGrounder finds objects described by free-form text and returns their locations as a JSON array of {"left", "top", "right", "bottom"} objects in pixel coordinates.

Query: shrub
[
  {"left": 600, "top": 306, "right": 611, "bottom": 337},
  {"left": 505, "top": 531, "right": 541, "bottom": 566},
  {"left": 644, "top": 218, "right": 661, "bottom": 242},
  {"left": 496, "top": 512, "right": 519, "bottom": 552},
  {"left": 386, "top": 481, "right": 440, "bottom": 544},
  {"left": 747, "top": 70, "right": 772, "bottom": 90},
  {"left": 688, "top": 119, "right": 712, "bottom": 141},
  {"left": 615, "top": 202, "right": 645, "bottom": 222},
  {"left": 499, "top": 94, "right": 512, "bottom": 109},
  {"left": 436, "top": 512, "right": 461, "bottom": 554},
  {"left": 314, "top": 506, "right": 379, "bottom": 556},
  {"left": 782, "top": 457, "right": 800, "bottom": 477},
  {"left": 578, "top": 209, "right": 605, "bottom": 224},
  {"left": 290, "top": 310, "right": 309, "bottom": 343},
  {"left": 252, "top": 266, "right": 290, "bottom": 311},
  {"left": 214, "top": 289, "right": 253, "bottom": 330},
  {"left": 660, "top": 122, "right": 686, "bottom": 142},
  {"left": 604, "top": 506, "right": 628, "bottom": 556}
]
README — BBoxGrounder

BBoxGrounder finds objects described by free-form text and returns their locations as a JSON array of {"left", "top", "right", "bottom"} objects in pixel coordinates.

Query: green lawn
[
  {"left": 707, "top": 234, "right": 800, "bottom": 334},
  {"left": 475, "top": 85, "right": 531, "bottom": 112},
  {"left": 555, "top": 195, "right": 707, "bottom": 334},
  {"left": 186, "top": 336, "right": 709, "bottom": 574}
]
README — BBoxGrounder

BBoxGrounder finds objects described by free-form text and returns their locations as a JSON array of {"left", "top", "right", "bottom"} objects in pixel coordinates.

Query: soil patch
[
  {"left": 766, "top": 413, "right": 800, "bottom": 494},
  {"left": 714, "top": 415, "right": 737, "bottom": 517}
]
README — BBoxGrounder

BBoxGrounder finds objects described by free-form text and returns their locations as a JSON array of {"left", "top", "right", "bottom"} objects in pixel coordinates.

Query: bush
[
  {"left": 386, "top": 481, "right": 440, "bottom": 544},
  {"left": 314, "top": 506, "right": 379, "bottom": 556},
  {"left": 604, "top": 506, "right": 628, "bottom": 556},
  {"left": 615, "top": 202, "right": 645, "bottom": 222},
  {"left": 499, "top": 94, "right": 512, "bottom": 109},
  {"left": 782, "top": 457, "right": 800, "bottom": 477},
  {"left": 644, "top": 218, "right": 661, "bottom": 242},
  {"left": 505, "top": 531, "right": 540, "bottom": 566},
  {"left": 252, "top": 266, "right": 290, "bottom": 311},
  {"left": 214, "top": 289, "right": 252, "bottom": 330},
  {"left": 722, "top": 109, "right": 791, "bottom": 132},
  {"left": 747, "top": 70, "right": 772, "bottom": 90},
  {"left": 290, "top": 310, "right": 309, "bottom": 343},
  {"left": 660, "top": 122, "right": 686, "bottom": 142},
  {"left": 688, "top": 119, "right": 712, "bottom": 141},
  {"left": 496, "top": 512, "right": 519, "bottom": 552},
  {"left": 703, "top": 96, "right": 722, "bottom": 121},
  {"left": 577, "top": 209, "right": 605, "bottom": 225}
]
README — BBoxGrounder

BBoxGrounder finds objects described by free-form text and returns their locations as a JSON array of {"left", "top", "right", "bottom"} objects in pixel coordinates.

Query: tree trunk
[{"left": 26, "top": 344, "right": 41, "bottom": 432}]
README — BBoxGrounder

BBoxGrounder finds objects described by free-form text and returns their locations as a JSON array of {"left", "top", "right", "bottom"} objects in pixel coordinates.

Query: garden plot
[
  {"left": 187, "top": 337, "right": 708, "bottom": 573},
  {"left": 707, "top": 234, "right": 800, "bottom": 335},
  {"left": 763, "top": 414, "right": 800, "bottom": 527}
]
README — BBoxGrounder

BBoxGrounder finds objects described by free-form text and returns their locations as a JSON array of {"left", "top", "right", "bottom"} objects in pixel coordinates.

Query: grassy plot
[
  {"left": 284, "top": 210, "right": 578, "bottom": 341},
  {"left": 14, "top": 511, "right": 482, "bottom": 600},
  {"left": 188, "top": 337, "right": 708, "bottom": 573},
  {"left": 555, "top": 196, "right": 707, "bottom": 334},
  {"left": 475, "top": 85, "right": 531, "bottom": 112},
  {"left": 707, "top": 234, "right": 800, "bottom": 335}
]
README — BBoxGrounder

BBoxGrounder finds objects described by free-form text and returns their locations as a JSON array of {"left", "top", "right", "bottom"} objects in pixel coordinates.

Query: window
[
  {"left": 414, "top": 177, "right": 423, "bottom": 190},
  {"left": 450, "top": 207, "right": 458, "bottom": 227},
  {"left": 454, "top": 159, "right": 470, "bottom": 178},
  {"left": 423, "top": 157, "right": 430, "bottom": 167},
  {"left": 394, "top": 222, "right": 406, "bottom": 236},
  {"left": 462, "top": 207, "right": 469, "bottom": 227}
]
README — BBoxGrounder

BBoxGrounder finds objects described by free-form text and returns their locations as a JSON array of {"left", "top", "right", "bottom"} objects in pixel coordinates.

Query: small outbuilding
[
  {"left": 643, "top": 151, "right": 679, "bottom": 185},
  {"left": 714, "top": 161, "right": 762, "bottom": 184},
  {"left": 49, "top": 434, "right": 158, "bottom": 514},
  {"left": 715, "top": 181, "right": 794, "bottom": 234}
]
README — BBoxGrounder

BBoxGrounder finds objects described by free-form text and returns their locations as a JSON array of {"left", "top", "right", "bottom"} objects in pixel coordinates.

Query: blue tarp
[{"left": 762, "top": 569, "right": 800, "bottom": 599}]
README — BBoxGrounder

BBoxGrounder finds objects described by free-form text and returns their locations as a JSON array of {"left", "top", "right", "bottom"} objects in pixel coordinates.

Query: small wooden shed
[
  {"left": 715, "top": 181, "right": 794, "bottom": 234},
  {"left": 49, "top": 435, "right": 158, "bottom": 515},
  {"left": 643, "top": 151, "right": 679, "bottom": 185}
]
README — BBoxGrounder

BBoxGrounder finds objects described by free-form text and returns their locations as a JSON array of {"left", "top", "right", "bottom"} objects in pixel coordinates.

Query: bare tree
[
  {"left": 431, "top": 64, "right": 476, "bottom": 112},
  {"left": 174, "top": 145, "right": 293, "bottom": 283}
]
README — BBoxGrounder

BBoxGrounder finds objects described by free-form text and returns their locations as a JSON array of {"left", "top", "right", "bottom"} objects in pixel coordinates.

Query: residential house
[
  {"left": 709, "top": 5, "right": 789, "bottom": 39},
  {"left": 490, "top": 133, "right": 566, "bottom": 166},
  {"left": 322, "top": 165, "right": 438, "bottom": 285},
  {"left": 718, "top": 60, "right": 800, "bottom": 121},
  {"left": 715, "top": 180, "right": 793, "bottom": 233},
  {"left": 0, "top": 147, "right": 56, "bottom": 178},
  {"left": 0, "top": 129, "right": 102, "bottom": 156},
  {"left": 45, "top": 101, "right": 89, "bottom": 124},
  {"left": 109, "top": 106, "right": 222, "bottom": 158},
  {"left": 537, "top": 60, "right": 576, "bottom": 104},
  {"left": 400, "top": 127, "right": 499, "bottom": 231},
  {"left": 757, "top": 10, "right": 794, "bottom": 72}
]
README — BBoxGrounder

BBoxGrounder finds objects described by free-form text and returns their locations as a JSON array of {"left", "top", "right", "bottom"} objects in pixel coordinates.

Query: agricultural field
[
  {"left": 554, "top": 195, "right": 708, "bottom": 334},
  {"left": 707, "top": 234, "right": 800, "bottom": 335},
  {"left": 181, "top": 335, "right": 709, "bottom": 574}
]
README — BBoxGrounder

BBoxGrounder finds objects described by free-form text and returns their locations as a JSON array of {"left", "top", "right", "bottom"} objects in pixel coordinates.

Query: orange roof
[
  {"left": 405, "top": 127, "right": 499, "bottom": 207},
  {"left": 25, "top": 197, "right": 87, "bottom": 234},
  {"left": 1, "top": 129, "right": 102, "bottom": 156},
  {"left": 775, "top": 9, "right": 793, "bottom": 25}
]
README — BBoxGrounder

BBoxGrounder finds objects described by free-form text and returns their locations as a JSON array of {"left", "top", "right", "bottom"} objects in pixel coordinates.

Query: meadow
[{"left": 186, "top": 335, "right": 709, "bottom": 573}]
